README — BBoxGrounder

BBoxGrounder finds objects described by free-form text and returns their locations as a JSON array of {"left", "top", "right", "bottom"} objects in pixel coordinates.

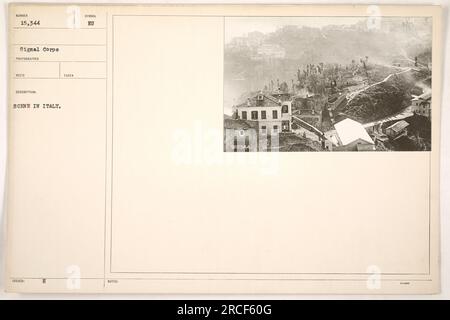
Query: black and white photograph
[
  {"left": 2, "top": 3, "right": 447, "bottom": 299},
  {"left": 224, "top": 16, "right": 432, "bottom": 152}
]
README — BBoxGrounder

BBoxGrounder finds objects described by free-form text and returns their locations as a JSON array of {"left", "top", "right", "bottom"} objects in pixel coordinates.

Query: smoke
[{"left": 414, "top": 81, "right": 431, "bottom": 94}]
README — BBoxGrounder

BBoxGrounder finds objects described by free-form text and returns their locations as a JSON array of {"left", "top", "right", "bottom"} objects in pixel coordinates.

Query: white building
[
  {"left": 411, "top": 92, "right": 431, "bottom": 119},
  {"left": 331, "top": 118, "right": 375, "bottom": 151},
  {"left": 234, "top": 92, "right": 292, "bottom": 135}
]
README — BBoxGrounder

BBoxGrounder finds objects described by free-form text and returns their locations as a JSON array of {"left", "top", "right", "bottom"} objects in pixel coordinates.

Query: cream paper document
[{"left": 5, "top": 4, "right": 442, "bottom": 293}]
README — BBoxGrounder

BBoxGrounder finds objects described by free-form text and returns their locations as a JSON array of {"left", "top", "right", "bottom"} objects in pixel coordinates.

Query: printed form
[{"left": 5, "top": 4, "right": 442, "bottom": 294}]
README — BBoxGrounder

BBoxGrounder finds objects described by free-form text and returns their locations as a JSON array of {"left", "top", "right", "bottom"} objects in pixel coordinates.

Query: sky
[{"left": 225, "top": 17, "right": 367, "bottom": 44}]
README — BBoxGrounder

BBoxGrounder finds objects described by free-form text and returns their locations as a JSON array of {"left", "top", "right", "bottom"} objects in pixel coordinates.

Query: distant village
[{"left": 224, "top": 36, "right": 431, "bottom": 152}]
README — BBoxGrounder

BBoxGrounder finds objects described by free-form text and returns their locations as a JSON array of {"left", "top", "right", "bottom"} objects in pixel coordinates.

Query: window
[
  {"left": 272, "top": 110, "right": 278, "bottom": 119},
  {"left": 273, "top": 125, "right": 278, "bottom": 134},
  {"left": 256, "top": 95, "right": 264, "bottom": 106},
  {"left": 251, "top": 111, "right": 258, "bottom": 120},
  {"left": 261, "top": 125, "right": 267, "bottom": 135},
  {"left": 241, "top": 111, "right": 247, "bottom": 120},
  {"left": 261, "top": 110, "right": 266, "bottom": 119},
  {"left": 282, "top": 105, "right": 289, "bottom": 113}
]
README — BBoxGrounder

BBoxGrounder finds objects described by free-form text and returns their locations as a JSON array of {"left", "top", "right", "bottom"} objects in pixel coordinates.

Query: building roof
[
  {"left": 235, "top": 93, "right": 281, "bottom": 109},
  {"left": 386, "top": 120, "right": 409, "bottom": 133},
  {"left": 334, "top": 118, "right": 374, "bottom": 146},
  {"left": 328, "top": 94, "right": 340, "bottom": 103},
  {"left": 224, "top": 119, "right": 258, "bottom": 130},
  {"left": 419, "top": 92, "right": 431, "bottom": 100}
]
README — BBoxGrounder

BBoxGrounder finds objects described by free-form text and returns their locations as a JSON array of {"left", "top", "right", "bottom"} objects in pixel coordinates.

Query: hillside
[{"left": 335, "top": 72, "right": 416, "bottom": 123}]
